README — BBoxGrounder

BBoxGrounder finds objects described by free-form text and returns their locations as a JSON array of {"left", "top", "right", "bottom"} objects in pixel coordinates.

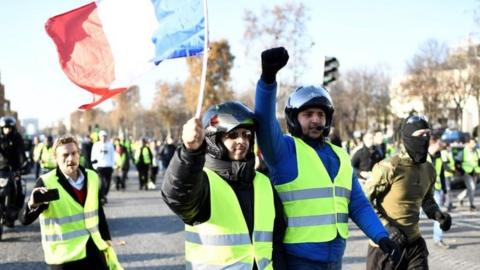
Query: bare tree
[{"left": 183, "top": 39, "right": 235, "bottom": 114}]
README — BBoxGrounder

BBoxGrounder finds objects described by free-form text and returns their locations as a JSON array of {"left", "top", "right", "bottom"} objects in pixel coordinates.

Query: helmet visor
[{"left": 286, "top": 86, "right": 332, "bottom": 109}]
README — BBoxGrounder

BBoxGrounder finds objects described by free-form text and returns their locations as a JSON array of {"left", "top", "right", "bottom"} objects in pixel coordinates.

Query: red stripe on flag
[{"left": 45, "top": 2, "right": 122, "bottom": 109}]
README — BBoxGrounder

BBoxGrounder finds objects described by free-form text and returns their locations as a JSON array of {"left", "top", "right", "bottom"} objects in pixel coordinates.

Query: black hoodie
[{"left": 161, "top": 144, "right": 287, "bottom": 270}]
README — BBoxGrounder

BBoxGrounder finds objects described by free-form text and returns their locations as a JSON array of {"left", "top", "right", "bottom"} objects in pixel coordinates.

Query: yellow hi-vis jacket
[
  {"left": 427, "top": 154, "right": 443, "bottom": 190},
  {"left": 275, "top": 137, "right": 351, "bottom": 243},
  {"left": 185, "top": 168, "right": 275, "bottom": 270},
  {"left": 461, "top": 148, "right": 480, "bottom": 174},
  {"left": 39, "top": 169, "right": 108, "bottom": 265},
  {"left": 40, "top": 146, "right": 56, "bottom": 170}
]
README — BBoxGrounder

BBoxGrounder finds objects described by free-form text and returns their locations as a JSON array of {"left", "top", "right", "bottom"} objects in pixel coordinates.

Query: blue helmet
[
  {"left": 285, "top": 85, "right": 334, "bottom": 138},
  {"left": 202, "top": 101, "right": 256, "bottom": 160}
]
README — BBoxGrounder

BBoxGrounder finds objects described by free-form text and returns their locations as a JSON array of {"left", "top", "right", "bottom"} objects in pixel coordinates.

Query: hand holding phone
[{"left": 30, "top": 188, "right": 59, "bottom": 208}]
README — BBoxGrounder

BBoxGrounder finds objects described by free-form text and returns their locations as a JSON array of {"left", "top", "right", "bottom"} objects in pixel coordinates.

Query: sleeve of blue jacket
[{"left": 349, "top": 174, "right": 389, "bottom": 243}]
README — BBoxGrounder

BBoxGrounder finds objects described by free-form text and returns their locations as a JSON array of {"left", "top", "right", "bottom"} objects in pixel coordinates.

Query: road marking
[{"left": 454, "top": 220, "right": 480, "bottom": 229}]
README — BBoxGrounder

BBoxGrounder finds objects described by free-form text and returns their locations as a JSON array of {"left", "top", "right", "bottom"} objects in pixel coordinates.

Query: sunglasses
[{"left": 224, "top": 130, "right": 253, "bottom": 140}]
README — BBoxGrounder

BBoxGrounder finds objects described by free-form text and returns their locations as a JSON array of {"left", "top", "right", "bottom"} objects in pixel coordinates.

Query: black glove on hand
[
  {"left": 261, "top": 47, "right": 289, "bottom": 84},
  {"left": 379, "top": 237, "right": 402, "bottom": 268},
  {"left": 435, "top": 211, "right": 452, "bottom": 231}
]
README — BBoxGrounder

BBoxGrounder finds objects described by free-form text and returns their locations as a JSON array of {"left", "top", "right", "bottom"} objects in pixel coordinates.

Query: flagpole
[{"left": 195, "top": 0, "right": 210, "bottom": 119}]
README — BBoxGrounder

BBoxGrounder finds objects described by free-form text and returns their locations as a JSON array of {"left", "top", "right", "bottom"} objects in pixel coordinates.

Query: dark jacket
[
  {"left": 0, "top": 132, "right": 27, "bottom": 171},
  {"left": 161, "top": 144, "right": 287, "bottom": 270},
  {"left": 351, "top": 145, "right": 383, "bottom": 179},
  {"left": 159, "top": 143, "right": 176, "bottom": 169},
  {"left": 19, "top": 166, "right": 111, "bottom": 270}
]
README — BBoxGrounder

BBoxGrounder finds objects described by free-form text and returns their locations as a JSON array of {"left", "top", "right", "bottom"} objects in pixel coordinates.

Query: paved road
[{"left": 1, "top": 172, "right": 479, "bottom": 269}]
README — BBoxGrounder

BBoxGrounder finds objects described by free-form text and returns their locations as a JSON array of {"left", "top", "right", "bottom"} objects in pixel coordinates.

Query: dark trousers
[
  {"left": 34, "top": 162, "right": 41, "bottom": 179},
  {"left": 115, "top": 169, "right": 128, "bottom": 190},
  {"left": 137, "top": 165, "right": 150, "bottom": 190},
  {"left": 96, "top": 167, "right": 113, "bottom": 199},
  {"left": 367, "top": 237, "right": 429, "bottom": 270},
  {"left": 150, "top": 166, "right": 159, "bottom": 184}
]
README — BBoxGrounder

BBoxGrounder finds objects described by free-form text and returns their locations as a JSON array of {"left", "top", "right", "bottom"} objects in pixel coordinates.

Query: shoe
[
  {"left": 470, "top": 205, "right": 476, "bottom": 211},
  {"left": 459, "top": 200, "right": 464, "bottom": 206},
  {"left": 435, "top": 240, "right": 450, "bottom": 249}
]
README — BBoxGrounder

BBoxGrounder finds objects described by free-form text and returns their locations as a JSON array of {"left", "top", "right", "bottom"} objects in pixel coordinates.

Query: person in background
[
  {"left": 149, "top": 139, "right": 160, "bottom": 189},
  {"left": 455, "top": 138, "right": 478, "bottom": 211},
  {"left": 134, "top": 137, "right": 152, "bottom": 190},
  {"left": 90, "top": 130, "right": 115, "bottom": 204},
  {"left": 351, "top": 131, "right": 383, "bottom": 183},
  {"left": 113, "top": 138, "right": 128, "bottom": 191},
  {"left": 159, "top": 136, "right": 177, "bottom": 171},
  {"left": 40, "top": 136, "right": 56, "bottom": 174}
]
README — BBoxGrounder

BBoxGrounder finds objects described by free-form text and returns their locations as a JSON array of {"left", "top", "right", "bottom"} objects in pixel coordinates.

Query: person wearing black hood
[
  {"left": 365, "top": 115, "right": 452, "bottom": 269},
  {"left": 161, "top": 101, "right": 287, "bottom": 270}
]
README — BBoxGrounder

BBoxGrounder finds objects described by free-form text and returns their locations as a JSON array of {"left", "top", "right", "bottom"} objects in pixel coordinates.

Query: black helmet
[
  {"left": 0, "top": 116, "right": 16, "bottom": 130},
  {"left": 202, "top": 101, "right": 256, "bottom": 160},
  {"left": 285, "top": 85, "right": 334, "bottom": 138}
]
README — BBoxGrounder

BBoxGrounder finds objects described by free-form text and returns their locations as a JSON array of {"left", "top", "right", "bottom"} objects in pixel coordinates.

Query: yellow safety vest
[
  {"left": 275, "top": 137, "right": 351, "bottom": 243},
  {"left": 134, "top": 146, "right": 151, "bottom": 165},
  {"left": 427, "top": 155, "right": 442, "bottom": 190},
  {"left": 440, "top": 150, "right": 455, "bottom": 177},
  {"left": 33, "top": 143, "right": 45, "bottom": 162},
  {"left": 185, "top": 168, "right": 275, "bottom": 270},
  {"left": 461, "top": 148, "right": 479, "bottom": 174},
  {"left": 39, "top": 169, "right": 108, "bottom": 265},
  {"left": 40, "top": 146, "right": 56, "bottom": 170}
]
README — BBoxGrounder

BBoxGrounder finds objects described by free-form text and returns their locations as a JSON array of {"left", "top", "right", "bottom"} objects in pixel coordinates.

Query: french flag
[{"left": 45, "top": 0, "right": 204, "bottom": 109}]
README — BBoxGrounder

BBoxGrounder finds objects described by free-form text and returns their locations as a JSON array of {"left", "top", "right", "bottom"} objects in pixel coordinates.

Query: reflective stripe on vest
[
  {"left": 275, "top": 137, "right": 351, "bottom": 243},
  {"left": 39, "top": 169, "right": 108, "bottom": 265},
  {"left": 185, "top": 168, "right": 275, "bottom": 270}
]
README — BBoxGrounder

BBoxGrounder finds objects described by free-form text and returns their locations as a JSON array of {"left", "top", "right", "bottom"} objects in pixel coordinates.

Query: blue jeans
[
  {"left": 433, "top": 189, "right": 444, "bottom": 242},
  {"left": 286, "top": 253, "right": 342, "bottom": 270}
]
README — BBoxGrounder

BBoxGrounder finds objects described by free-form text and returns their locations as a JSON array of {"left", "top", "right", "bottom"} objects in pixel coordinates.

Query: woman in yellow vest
[
  {"left": 19, "top": 135, "right": 122, "bottom": 270},
  {"left": 161, "top": 101, "right": 287, "bottom": 270}
]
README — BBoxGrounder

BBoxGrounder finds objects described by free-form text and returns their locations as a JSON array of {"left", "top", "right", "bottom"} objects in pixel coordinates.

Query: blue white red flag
[{"left": 46, "top": 0, "right": 204, "bottom": 109}]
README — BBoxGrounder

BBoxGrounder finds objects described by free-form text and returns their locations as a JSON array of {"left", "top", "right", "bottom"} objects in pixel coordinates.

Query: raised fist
[{"left": 261, "top": 47, "right": 289, "bottom": 84}]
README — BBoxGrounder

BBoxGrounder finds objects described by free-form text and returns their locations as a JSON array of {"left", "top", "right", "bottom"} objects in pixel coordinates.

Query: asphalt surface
[{"left": 1, "top": 172, "right": 479, "bottom": 270}]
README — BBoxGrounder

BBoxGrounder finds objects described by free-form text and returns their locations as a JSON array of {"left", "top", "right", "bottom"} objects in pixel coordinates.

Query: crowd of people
[{"left": 1, "top": 46, "right": 478, "bottom": 269}]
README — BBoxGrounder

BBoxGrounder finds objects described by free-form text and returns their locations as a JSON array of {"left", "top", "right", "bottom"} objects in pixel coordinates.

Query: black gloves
[
  {"left": 435, "top": 211, "right": 452, "bottom": 231},
  {"left": 260, "top": 47, "right": 289, "bottom": 84},
  {"left": 379, "top": 237, "right": 402, "bottom": 268}
]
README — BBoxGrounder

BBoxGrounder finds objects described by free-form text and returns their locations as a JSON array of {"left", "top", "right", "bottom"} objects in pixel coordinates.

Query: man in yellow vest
[
  {"left": 40, "top": 135, "right": 57, "bottom": 174},
  {"left": 365, "top": 115, "right": 451, "bottom": 269},
  {"left": 427, "top": 135, "right": 450, "bottom": 249},
  {"left": 255, "top": 47, "right": 400, "bottom": 269},
  {"left": 455, "top": 138, "right": 478, "bottom": 211},
  {"left": 161, "top": 101, "right": 287, "bottom": 270},
  {"left": 19, "top": 135, "right": 121, "bottom": 269}
]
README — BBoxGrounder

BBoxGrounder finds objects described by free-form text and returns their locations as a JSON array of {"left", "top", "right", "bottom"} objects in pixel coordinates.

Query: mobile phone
[{"left": 33, "top": 189, "right": 60, "bottom": 203}]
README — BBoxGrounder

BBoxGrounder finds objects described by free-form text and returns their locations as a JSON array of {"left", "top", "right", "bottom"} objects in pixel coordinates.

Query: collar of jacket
[{"left": 204, "top": 155, "right": 256, "bottom": 184}]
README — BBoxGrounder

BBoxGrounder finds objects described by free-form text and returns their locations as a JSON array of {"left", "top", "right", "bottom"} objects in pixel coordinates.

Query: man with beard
[
  {"left": 161, "top": 101, "right": 287, "bottom": 270},
  {"left": 254, "top": 47, "right": 399, "bottom": 270},
  {"left": 365, "top": 115, "right": 452, "bottom": 269},
  {"left": 351, "top": 132, "right": 384, "bottom": 183}
]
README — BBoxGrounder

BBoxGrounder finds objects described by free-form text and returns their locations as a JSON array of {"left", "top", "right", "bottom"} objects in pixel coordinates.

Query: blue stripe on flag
[{"left": 151, "top": 0, "right": 205, "bottom": 64}]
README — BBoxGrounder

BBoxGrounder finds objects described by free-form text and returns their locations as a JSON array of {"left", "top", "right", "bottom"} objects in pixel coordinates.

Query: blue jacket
[{"left": 254, "top": 79, "right": 388, "bottom": 262}]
